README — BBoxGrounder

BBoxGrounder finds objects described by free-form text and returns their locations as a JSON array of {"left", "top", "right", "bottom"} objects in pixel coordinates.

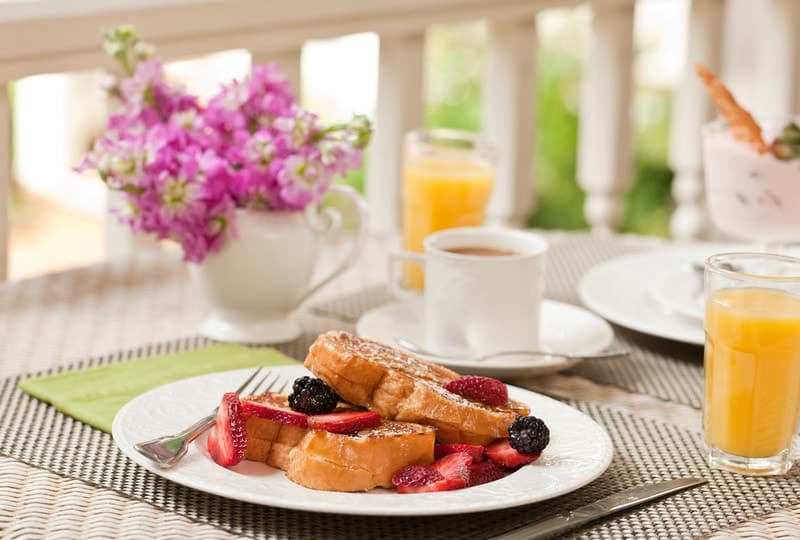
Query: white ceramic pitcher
[{"left": 190, "top": 185, "right": 368, "bottom": 343}]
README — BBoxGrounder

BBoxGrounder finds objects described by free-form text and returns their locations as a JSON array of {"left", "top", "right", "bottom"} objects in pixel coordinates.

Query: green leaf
[
  {"left": 119, "top": 184, "right": 146, "bottom": 196},
  {"left": 101, "top": 25, "right": 142, "bottom": 76},
  {"left": 772, "top": 122, "right": 800, "bottom": 160}
]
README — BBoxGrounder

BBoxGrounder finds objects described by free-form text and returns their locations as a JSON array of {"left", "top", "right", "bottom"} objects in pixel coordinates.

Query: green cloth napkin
[{"left": 18, "top": 343, "right": 298, "bottom": 433}]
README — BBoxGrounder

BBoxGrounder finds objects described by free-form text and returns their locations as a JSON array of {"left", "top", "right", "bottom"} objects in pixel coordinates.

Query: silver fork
[{"left": 134, "top": 368, "right": 284, "bottom": 468}]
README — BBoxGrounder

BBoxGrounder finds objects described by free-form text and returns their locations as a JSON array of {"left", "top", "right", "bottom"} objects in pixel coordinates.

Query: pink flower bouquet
[{"left": 79, "top": 26, "right": 371, "bottom": 262}]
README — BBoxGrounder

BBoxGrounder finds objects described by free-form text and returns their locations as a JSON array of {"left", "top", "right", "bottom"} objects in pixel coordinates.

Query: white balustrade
[
  {"left": 757, "top": 0, "right": 799, "bottom": 121},
  {"left": 577, "top": 0, "right": 635, "bottom": 235},
  {"left": 254, "top": 48, "right": 303, "bottom": 97},
  {"left": 668, "top": 0, "right": 725, "bottom": 241},
  {"left": 0, "top": 83, "right": 9, "bottom": 281},
  {"left": 0, "top": 0, "right": 798, "bottom": 279},
  {"left": 365, "top": 32, "right": 425, "bottom": 233},
  {"left": 484, "top": 16, "right": 538, "bottom": 228}
]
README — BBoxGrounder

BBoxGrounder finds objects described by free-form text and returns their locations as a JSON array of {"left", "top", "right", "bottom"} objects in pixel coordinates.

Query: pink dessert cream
[{"left": 703, "top": 119, "right": 800, "bottom": 242}]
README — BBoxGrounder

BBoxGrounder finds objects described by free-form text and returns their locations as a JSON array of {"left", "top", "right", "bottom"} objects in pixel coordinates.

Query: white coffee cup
[{"left": 390, "top": 227, "right": 548, "bottom": 358}]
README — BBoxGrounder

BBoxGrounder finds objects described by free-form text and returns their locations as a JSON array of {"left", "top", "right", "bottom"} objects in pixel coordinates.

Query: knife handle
[{"left": 493, "top": 509, "right": 597, "bottom": 540}]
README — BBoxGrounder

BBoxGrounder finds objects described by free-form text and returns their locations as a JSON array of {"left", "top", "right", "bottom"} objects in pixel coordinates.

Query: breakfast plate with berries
[{"left": 113, "top": 360, "right": 613, "bottom": 516}]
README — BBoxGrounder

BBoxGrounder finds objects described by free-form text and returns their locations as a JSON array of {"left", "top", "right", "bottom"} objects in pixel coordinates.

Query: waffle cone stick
[{"left": 694, "top": 64, "right": 768, "bottom": 154}]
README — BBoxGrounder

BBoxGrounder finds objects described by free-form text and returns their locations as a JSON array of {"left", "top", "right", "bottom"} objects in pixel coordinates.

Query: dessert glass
[{"left": 702, "top": 118, "right": 800, "bottom": 243}]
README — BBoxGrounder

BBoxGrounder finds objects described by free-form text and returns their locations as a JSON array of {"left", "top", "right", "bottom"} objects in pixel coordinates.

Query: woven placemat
[
  {"left": 2, "top": 338, "right": 798, "bottom": 540},
  {"left": 311, "top": 235, "right": 706, "bottom": 409}
]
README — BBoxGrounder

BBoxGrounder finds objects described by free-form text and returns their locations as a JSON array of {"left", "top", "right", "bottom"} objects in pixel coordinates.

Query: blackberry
[
  {"left": 288, "top": 376, "right": 340, "bottom": 414},
  {"left": 508, "top": 415, "right": 550, "bottom": 454}
]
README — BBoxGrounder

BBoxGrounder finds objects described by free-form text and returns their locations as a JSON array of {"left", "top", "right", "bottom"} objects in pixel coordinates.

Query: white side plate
[{"left": 578, "top": 243, "right": 757, "bottom": 345}]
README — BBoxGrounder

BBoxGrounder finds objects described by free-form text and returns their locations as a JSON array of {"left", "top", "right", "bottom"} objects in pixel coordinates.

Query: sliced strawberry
[
  {"left": 241, "top": 399, "right": 308, "bottom": 427},
  {"left": 432, "top": 452, "right": 471, "bottom": 489},
  {"left": 207, "top": 392, "right": 247, "bottom": 467},
  {"left": 485, "top": 438, "right": 541, "bottom": 469},
  {"left": 307, "top": 410, "right": 381, "bottom": 434},
  {"left": 434, "top": 443, "right": 485, "bottom": 463},
  {"left": 391, "top": 465, "right": 451, "bottom": 494},
  {"left": 444, "top": 376, "right": 508, "bottom": 407},
  {"left": 467, "top": 461, "right": 507, "bottom": 487},
  {"left": 207, "top": 426, "right": 221, "bottom": 461}
]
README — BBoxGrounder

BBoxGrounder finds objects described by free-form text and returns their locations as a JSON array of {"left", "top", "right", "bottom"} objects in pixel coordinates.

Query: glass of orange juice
[
  {"left": 704, "top": 252, "right": 800, "bottom": 475},
  {"left": 402, "top": 129, "right": 496, "bottom": 289}
]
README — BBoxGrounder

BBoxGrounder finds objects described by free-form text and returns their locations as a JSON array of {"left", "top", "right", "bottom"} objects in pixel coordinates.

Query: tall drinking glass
[
  {"left": 402, "top": 129, "right": 496, "bottom": 289},
  {"left": 704, "top": 253, "right": 800, "bottom": 475}
]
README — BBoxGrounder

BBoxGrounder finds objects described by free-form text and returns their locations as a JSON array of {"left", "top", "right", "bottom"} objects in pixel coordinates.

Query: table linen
[{"left": 1, "top": 232, "right": 798, "bottom": 539}]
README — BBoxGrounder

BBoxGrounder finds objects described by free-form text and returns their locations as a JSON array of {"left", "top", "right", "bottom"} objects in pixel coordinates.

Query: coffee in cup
[{"left": 390, "top": 227, "right": 547, "bottom": 358}]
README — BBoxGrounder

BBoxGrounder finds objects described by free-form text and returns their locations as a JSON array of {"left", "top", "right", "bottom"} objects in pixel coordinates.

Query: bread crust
[
  {"left": 286, "top": 422, "right": 435, "bottom": 491},
  {"left": 305, "top": 331, "right": 529, "bottom": 445}
]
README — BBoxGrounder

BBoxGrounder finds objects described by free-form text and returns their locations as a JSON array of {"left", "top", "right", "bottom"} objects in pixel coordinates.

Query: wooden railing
[{"left": 0, "top": 0, "right": 798, "bottom": 280}]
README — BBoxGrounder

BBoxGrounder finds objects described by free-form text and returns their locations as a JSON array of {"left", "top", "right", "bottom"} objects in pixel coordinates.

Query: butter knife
[{"left": 491, "top": 477, "right": 708, "bottom": 540}]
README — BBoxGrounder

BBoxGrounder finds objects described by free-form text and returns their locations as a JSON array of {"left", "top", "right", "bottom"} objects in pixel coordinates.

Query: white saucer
[
  {"left": 579, "top": 243, "right": 752, "bottom": 345},
  {"left": 197, "top": 312, "right": 302, "bottom": 344},
  {"left": 355, "top": 299, "right": 614, "bottom": 378}
]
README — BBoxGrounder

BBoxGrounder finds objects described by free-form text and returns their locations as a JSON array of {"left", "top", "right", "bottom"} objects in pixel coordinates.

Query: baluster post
[
  {"left": 253, "top": 47, "right": 303, "bottom": 98},
  {"left": 757, "top": 0, "right": 799, "bottom": 120},
  {"left": 0, "top": 82, "right": 8, "bottom": 280},
  {"left": 365, "top": 32, "right": 425, "bottom": 233},
  {"left": 669, "top": 0, "right": 725, "bottom": 241},
  {"left": 484, "top": 16, "right": 538, "bottom": 228},
  {"left": 577, "top": 1, "right": 635, "bottom": 234}
]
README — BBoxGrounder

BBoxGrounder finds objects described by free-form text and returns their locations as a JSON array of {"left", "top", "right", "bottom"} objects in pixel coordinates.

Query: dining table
[{"left": 1, "top": 230, "right": 799, "bottom": 539}]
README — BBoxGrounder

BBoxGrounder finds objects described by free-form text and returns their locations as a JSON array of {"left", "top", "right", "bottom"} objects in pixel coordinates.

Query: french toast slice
[
  {"left": 286, "top": 421, "right": 436, "bottom": 491},
  {"left": 304, "top": 331, "right": 530, "bottom": 445},
  {"left": 241, "top": 392, "right": 436, "bottom": 491},
  {"left": 242, "top": 393, "right": 309, "bottom": 469}
]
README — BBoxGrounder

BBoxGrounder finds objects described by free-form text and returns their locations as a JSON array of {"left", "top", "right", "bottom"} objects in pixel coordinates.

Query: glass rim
[
  {"left": 405, "top": 128, "right": 495, "bottom": 153},
  {"left": 702, "top": 115, "right": 800, "bottom": 137},
  {"left": 706, "top": 252, "right": 800, "bottom": 282},
  {"left": 423, "top": 226, "right": 548, "bottom": 261},
  {"left": 701, "top": 117, "right": 728, "bottom": 138}
]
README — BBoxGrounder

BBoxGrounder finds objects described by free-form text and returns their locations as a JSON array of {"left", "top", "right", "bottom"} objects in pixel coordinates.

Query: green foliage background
[{"left": 342, "top": 20, "right": 675, "bottom": 237}]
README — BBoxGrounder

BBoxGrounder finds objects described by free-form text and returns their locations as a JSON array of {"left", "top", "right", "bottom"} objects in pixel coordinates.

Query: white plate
[
  {"left": 578, "top": 243, "right": 753, "bottom": 345},
  {"left": 112, "top": 365, "right": 613, "bottom": 516},
  {"left": 649, "top": 264, "right": 704, "bottom": 322},
  {"left": 355, "top": 299, "right": 615, "bottom": 378}
]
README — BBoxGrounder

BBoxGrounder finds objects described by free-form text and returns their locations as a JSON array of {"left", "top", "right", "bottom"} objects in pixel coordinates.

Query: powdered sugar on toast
[{"left": 304, "top": 331, "right": 529, "bottom": 445}]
